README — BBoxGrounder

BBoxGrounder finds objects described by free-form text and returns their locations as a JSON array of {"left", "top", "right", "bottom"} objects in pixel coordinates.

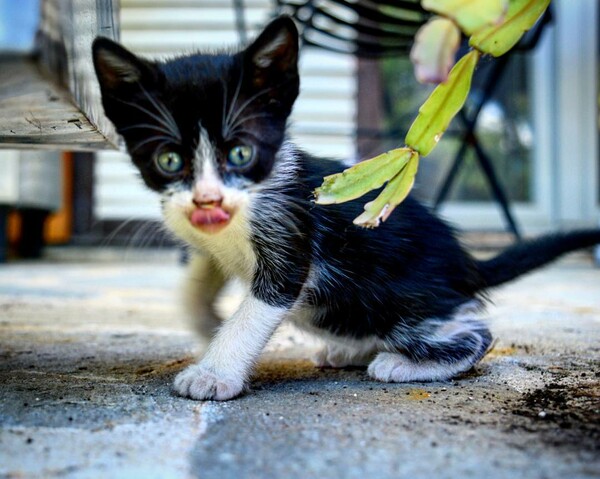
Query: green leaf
[
  {"left": 405, "top": 49, "right": 479, "bottom": 157},
  {"left": 422, "top": 0, "right": 508, "bottom": 35},
  {"left": 353, "top": 151, "right": 420, "bottom": 228},
  {"left": 470, "top": 0, "right": 550, "bottom": 56},
  {"left": 410, "top": 17, "right": 461, "bottom": 84},
  {"left": 313, "top": 147, "right": 413, "bottom": 205}
]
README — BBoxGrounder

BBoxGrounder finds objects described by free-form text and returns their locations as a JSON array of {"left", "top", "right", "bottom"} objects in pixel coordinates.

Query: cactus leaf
[
  {"left": 422, "top": 0, "right": 508, "bottom": 35},
  {"left": 313, "top": 147, "right": 414, "bottom": 205},
  {"left": 353, "top": 151, "right": 420, "bottom": 228},
  {"left": 410, "top": 17, "right": 462, "bottom": 84},
  {"left": 405, "top": 49, "right": 479, "bottom": 157},
  {"left": 470, "top": 0, "right": 550, "bottom": 56}
]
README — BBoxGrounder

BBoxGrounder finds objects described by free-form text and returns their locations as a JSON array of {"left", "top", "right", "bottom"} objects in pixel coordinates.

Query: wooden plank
[
  {"left": 0, "top": 57, "right": 115, "bottom": 150},
  {"left": 0, "top": 0, "right": 120, "bottom": 150}
]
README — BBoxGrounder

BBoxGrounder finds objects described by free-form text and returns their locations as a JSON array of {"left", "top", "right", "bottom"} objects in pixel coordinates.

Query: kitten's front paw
[{"left": 173, "top": 364, "right": 244, "bottom": 401}]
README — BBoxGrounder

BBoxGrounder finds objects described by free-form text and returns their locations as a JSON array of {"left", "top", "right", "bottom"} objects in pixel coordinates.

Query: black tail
[{"left": 477, "top": 229, "right": 600, "bottom": 288}]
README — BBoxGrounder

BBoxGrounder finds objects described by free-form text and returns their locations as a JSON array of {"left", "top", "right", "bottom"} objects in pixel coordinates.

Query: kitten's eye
[
  {"left": 227, "top": 145, "right": 255, "bottom": 168},
  {"left": 155, "top": 151, "right": 184, "bottom": 176}
]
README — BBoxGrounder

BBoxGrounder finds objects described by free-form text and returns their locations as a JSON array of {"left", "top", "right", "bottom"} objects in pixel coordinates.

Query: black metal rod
[
  {"left": 471, "top": 136, "right": 521, "bottom": 238},
  {"left": 432, "top": 53, "right": 521, "bottom": 238},
  {"left": 432, "top": 137, "right": 469, "bottom": 209}
]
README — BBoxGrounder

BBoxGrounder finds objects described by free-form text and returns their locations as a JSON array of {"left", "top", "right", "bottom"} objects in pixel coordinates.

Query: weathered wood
[
  {"left": 0, "top": 57, "right": 115, "bottom": 150},
  {"left": 0, "top": 0, "right": 120, "bottom": 150}
]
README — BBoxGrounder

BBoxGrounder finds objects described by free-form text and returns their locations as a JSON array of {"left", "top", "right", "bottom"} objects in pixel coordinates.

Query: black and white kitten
[{"left": 92, "top": 16, "right": 600, "bottom": 401}]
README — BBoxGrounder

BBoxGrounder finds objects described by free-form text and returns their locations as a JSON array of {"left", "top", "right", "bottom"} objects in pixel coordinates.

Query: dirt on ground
[{"left": 509, "top": 373, "right": 600, "bottom": 452}]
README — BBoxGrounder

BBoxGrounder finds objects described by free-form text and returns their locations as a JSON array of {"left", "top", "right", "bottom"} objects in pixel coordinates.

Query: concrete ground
[{"left": 0, "top": 248, "right": 598, "bottom": 479}]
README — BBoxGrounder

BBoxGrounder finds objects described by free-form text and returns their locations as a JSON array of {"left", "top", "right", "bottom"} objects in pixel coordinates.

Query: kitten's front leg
[{"left": 174, "top": 294, "right": 287, "bottom": 400}]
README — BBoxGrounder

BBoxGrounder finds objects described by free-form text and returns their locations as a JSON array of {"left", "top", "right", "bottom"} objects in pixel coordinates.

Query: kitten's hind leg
[
  {"left": 184, "top": 253, "right": 227, "bottom": 344},
  {"left": 368, "top": 308, "right": 492, "bottom": 383}
]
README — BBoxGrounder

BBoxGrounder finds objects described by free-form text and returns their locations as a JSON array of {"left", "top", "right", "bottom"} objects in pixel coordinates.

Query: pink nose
[
  {"left": 192, "top": 184, "right": 223, "bottom": 206},
  {"left": 193, "top": 195, "right": 222, "bottom": 207}
]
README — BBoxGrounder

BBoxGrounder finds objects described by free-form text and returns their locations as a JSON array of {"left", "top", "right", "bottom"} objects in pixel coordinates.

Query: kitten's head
[{"left": 92, "top": 16, "right": 299, "bottom": 237}]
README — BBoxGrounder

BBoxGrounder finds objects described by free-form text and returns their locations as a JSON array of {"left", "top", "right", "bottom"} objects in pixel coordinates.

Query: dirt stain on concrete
[
  {"left": 406, "top": 388, "right": 430, "bottom": 400},
  {"left": 254, "top": 359, "right": 325, "bottom": 382},
  {"left": 509, "top": 380, "right": 600, "bottom": 452},
  {"left": 134, "top": 357, "right": 194, "bottom": 377}
]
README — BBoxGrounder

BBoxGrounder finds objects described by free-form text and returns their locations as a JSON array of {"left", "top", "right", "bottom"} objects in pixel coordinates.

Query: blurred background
[{"left": 0, "top": 0, "right": 598, "bottom": 261}]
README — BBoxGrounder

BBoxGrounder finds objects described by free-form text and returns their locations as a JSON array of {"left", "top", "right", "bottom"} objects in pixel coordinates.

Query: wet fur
[{"left": 93, "top": 17, "right": 600, "bottom": 400}]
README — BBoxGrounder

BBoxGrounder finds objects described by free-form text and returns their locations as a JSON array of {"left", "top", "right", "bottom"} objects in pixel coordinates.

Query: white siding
[
  {"left": 94, "top": 151, "right": 162, "bottom": 219},
  {"left": 95, "top": 1, "right": 356, "bottom": 220}
]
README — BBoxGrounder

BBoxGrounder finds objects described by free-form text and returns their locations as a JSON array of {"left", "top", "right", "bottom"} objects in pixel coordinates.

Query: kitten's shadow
[{"left": 253, "top": 357, "right": 487, "bottom": 387}]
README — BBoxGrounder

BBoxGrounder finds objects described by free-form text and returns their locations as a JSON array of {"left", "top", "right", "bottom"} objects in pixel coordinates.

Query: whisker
[
  {"left": 112, "top": 96, "right": 179, "bottom": 141},
  {"left": 100, "top": 217, "right": 141, "bottom": 248},
  {"left": 221, "top": 77, "right": 229, "bottom": 136},
  {"left": 224, "top": 64, "right": 245, "bottom": 136},
  {"left": 226, "top": 86, "right": 276, "bottom": 134},
  {"left": 226, "top": 112, "right": 272, "bottom": 137},
  {"left": 225, "top": 128, "right": 264, "bottom": 143},
  {"left": 126, "top": 220, "right": 162, "bottom": 250},
  {"left": 130, "top": 135, "right": 175, "bottom": 153},
  {"left": 139, "top": 84, "right": 182, "bottom": 141},
  {"left": 122, "top": 221, "right": 177, "bottom": 263},
  {"left": 235, "top": 112, "right": 272, "bottom": 123}
]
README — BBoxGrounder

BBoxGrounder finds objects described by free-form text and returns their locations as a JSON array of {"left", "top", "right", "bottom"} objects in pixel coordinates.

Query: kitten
[{"left": 92, "top": 16, "right": 600, "bottom": 400}]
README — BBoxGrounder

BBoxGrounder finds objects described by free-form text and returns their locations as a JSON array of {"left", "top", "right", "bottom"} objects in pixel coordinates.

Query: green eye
[
  {"left": 227, "top": 145, "right": 254, "bottom": 168},
  {"left": 155, "top": 151, "right": 184, "bottom": 176}
]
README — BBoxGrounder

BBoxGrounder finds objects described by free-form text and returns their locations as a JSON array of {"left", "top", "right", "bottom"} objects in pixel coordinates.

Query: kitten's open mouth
[{"left": 190, "top": 203, "right": 231, "bottom": 233}]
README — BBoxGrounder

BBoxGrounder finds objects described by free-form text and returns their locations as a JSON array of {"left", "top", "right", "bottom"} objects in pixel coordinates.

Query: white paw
[
  {"left": 367, "top": 352, "right": 462, "bottom": 383},
  {"left": 367, "top": 352, "right": 412, "bottom": 382},
  {"left": 173, "top": 364, "right": 245, "bottom": 401}
]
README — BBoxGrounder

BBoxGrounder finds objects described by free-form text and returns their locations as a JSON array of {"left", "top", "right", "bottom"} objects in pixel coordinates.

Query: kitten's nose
[{"left": 192, "top": 184, "right": 223, "bottom": 207}]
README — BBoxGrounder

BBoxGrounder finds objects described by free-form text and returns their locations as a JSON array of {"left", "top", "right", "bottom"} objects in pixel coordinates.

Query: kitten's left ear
[
  {"left": 92, "top": 37, "right": 160, "bottom": 92},
  {"left": 246, "top": 16, "right": 299, "bottom": 79}
]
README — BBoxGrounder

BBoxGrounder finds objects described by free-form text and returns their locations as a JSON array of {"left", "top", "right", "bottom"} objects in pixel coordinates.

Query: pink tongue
[{"left": 190, "top": 207, "right": 230, "bottom": 226}]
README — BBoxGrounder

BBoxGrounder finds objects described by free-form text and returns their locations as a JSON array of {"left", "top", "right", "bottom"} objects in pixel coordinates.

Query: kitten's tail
[{"left": 476, "top": 229, "right": 600, "bottom": 288}]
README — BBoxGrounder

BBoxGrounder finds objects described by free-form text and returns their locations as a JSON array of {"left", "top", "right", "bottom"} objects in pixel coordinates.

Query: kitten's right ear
[
  {"left": 246, "top": 16, "right": 299, "bottom": 79},
  {"left": 92, "top": 37, "right": 157, "bottom": 91}
]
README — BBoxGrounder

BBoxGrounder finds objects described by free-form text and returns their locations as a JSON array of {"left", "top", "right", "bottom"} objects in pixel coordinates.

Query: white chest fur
[{"left": 197, "top": 211, "right": 257, "bottom": 282}]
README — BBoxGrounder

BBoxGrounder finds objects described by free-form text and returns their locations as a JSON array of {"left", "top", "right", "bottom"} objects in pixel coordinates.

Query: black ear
[
  {"left": 92, "top": 37, "right": 157, "bottom": 91},
  {"left": 246, "top": 16, "right": 299, "bottom": 78}
]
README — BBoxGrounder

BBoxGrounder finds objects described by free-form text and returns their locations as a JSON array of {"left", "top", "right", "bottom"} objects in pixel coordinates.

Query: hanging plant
[{"left": 313, "top": 0, "right": 551, "bottom": 228}]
